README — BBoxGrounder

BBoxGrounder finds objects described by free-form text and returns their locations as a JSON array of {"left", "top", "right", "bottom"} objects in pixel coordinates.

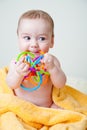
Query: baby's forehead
[
  {"left": 19, "top": 18, "right": 51, "bottom": 29},
  {"left": 17, "top": 18, "right": 53, "bottom": 36},
  {"left": 20, "top": 19, "right": 52, "bottom": 33}
]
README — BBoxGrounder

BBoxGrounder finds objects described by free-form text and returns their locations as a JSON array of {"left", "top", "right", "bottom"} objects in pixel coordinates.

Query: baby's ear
[{"left": 50, "top": 36, "right": 54, "bottom": 48}]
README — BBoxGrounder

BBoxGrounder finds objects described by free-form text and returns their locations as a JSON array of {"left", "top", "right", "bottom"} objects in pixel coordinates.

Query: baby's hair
[{"left": 17, "top": 10, "right": 54, "bottom": 36}]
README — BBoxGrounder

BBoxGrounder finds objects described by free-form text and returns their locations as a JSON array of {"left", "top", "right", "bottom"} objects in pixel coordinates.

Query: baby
[{"left": 6, "top": 10, "right": 66, "bottom": 108}]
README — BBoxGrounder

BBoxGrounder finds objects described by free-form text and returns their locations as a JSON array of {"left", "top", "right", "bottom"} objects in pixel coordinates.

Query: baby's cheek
[
  {"left": 19, "top": 44, "right": 27, "bottom": 52},
  {"left": 40, "top": 46, "right": 49, "bottom": 53}
]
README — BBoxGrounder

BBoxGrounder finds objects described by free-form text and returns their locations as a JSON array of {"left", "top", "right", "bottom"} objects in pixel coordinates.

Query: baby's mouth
[
  {"left": 26, "top": 50, "right": 41, "bottom": 57},
  {"left": 26, "top": 50, "right": 45, "bottom": 58}
]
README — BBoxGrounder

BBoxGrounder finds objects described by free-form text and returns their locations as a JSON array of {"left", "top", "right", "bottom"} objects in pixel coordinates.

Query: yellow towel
[{"left": 0, "top": 67, "right": 87, "bottom": 130}]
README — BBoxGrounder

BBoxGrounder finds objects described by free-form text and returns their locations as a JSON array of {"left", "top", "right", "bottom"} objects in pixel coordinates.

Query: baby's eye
[
  {"left": 24, "top": 36, "right": 31, "bottom": 40},
  {"left": 39, "top": 37, "right": 46, "bottom": 41}
]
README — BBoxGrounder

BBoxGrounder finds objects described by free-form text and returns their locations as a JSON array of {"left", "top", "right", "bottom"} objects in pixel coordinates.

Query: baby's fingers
[
  {"left": 21, "top": 65, "right": 30, "bottom": 76},
  {"left": 16, "top": 56, "right": 25, "bottom": 66},
  {"left": 42, "top": 54, "right": 53, "bottom": 64},
  {"left": 42, "top": 54, "right": 54, "bottom": 70},
  {"left": 16, "top": 63, "right": 30, "bottom": 76},
  {"left": 22, "top": 64, "right": 30, "bottom": 72}
]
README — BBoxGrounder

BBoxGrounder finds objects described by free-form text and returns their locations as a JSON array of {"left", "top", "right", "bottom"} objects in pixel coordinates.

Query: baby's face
[{"left": 17, "top": 18, "right": 54, "bottom": 56}]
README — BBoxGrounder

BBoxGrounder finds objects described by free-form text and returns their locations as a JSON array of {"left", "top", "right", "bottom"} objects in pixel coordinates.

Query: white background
[{"left": 0, "top": 0, "right": 87, "bottom": 83}]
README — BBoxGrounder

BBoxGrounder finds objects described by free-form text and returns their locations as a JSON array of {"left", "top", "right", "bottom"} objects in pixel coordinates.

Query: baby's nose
[{"left": 31, "top": 40, "right": 38, "bottom": 48}]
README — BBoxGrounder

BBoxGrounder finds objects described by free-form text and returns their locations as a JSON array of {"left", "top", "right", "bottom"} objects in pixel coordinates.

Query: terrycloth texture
[{"left": 0, "top": 67, "right": 87, "bottom": 130}]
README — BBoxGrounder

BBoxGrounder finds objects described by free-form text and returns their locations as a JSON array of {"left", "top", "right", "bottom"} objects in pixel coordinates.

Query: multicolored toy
[{"left": 16, "top": 51, "right": 49, "bottom": 92}]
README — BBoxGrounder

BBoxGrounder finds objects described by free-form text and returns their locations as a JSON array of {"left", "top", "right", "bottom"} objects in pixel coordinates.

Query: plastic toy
[{"left": 16, "top": 51, "right": 49, "bottom": 92}]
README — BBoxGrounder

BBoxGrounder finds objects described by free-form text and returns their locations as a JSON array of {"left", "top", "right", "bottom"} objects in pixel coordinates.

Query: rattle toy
[{"left": 16, "top": 51, "right": 49, "bottom": 92}]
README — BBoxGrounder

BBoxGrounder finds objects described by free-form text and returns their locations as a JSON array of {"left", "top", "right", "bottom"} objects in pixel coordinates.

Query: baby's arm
[
  {"left": 6, "top": 57, "right": 30, "bottom": 89},
  {"left": 42, "top": 53, "right": 66, "bottom": 88}
]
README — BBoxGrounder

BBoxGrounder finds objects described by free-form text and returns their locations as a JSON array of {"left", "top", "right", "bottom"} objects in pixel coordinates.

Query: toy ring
[{"left": 16, "top": 51, "right": 49, "bottom": 92}]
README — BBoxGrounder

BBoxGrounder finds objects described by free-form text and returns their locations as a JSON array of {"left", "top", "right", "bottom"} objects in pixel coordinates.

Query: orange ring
[
  {"left": 41, "top": 75, "right": 49, "bottom": 86},
  {"left": 27, "top": 73, "right": 49, "bottom": 86}
]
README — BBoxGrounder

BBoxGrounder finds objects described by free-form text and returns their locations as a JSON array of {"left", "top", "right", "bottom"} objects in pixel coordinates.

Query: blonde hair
[{"left": 17, "top": 10, "right": 54, "bottom": 36}]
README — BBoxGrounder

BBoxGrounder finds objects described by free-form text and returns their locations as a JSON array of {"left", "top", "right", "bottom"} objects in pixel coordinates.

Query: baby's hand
[
  {"left": 41, "top": 53, "right": 55, "bottom": 71},
  {"left": 15, "top": 57, "right": 30, "bottom": 77}
]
